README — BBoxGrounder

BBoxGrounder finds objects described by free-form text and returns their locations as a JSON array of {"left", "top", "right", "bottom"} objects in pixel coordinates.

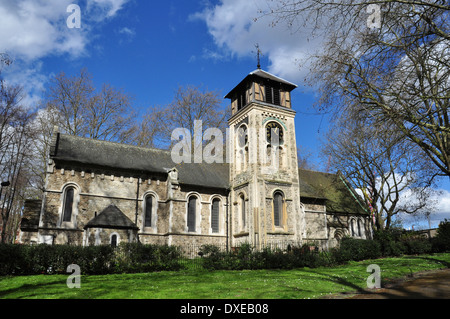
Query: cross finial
[{"left": 254, "top": 43, "right": 262, "bottom": 69}]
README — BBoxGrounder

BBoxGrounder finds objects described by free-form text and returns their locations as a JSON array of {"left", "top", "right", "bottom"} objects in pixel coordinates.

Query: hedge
[
  {"left": 0, "top": 243, "right": 181, "bottom": 276},
  {"left": 332, "top": 238, "right": 382, "bottom": 263},
  {"left": 200, "top": 243, "right": 335, "bottom": 270},
  {"left": 1, "top": 221, "right": 449, "bottom": 275},
  {"left": 432, "top": 219, "right": 450, "bottom": 252}
]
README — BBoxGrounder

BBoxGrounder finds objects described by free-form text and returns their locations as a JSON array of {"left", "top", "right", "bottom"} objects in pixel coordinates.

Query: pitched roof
[
  {"left": 225, "top": 68, "right": 297, "bottom": 99},
  {"left": 51, "top": 133, "right": 171, "bottom": 174},
  {"left": 84, "top": 204, "right": 138, "bottom": 230},
  {"left": 51, "top": 133, "right": 230, "bottom": 189},
  {"left": 299, "top": 169, "right": 368, "bottom": 215},
  {"left": 249, "top": 69, "right": 298, "bottom": 87}
]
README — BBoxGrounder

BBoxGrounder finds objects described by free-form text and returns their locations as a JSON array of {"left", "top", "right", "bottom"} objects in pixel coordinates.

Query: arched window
[
  {"left": 62, "top": 187, "right": 75, "bottom": 222},
  {"left": 211, "top": 198, "right": 220, "bottom": 233},
  {"left": 240, "top": 194, "right": 246, "bottom": 229},
  {"left": 265, "top": 121, "right": 284, "bottom": 169},
  {"left": 266, "top": 121, "right": 283, "bottom": 145},
  {"left": 187, "top": 196, "right": 197, "bottom": 232},
  {"left": 237, "top": 125, "right": 248, "bottom": 148},
  {"left": 110, "top": 233, "right": 119, "bottom": 247},
  {"left": 350, "top": 218, "right": 356, "bottom": 237},
  {"left": 144, "top": 195, "right": 153, "bottom": 227},
  {"left": 273, "top": 191, "right": 284, "bottom": 227},
  {"left": 237, "top": 125, "right": 248, "bottom": 172}
]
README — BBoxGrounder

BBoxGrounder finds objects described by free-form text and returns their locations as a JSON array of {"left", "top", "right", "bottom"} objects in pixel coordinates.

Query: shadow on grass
[
  {"left": 313, "top": 256, "right": 450, "bottom": 299},
  {"left": 403, "top": 255, "right": 450, "bottom": 268},
  {"left": 0, "top": 276, "right": 66, "bottom": 299}
]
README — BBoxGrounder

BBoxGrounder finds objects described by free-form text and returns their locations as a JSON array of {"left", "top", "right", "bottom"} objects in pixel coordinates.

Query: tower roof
[{"left": 225, "top": 68, "right": 297, "bottom": 99}]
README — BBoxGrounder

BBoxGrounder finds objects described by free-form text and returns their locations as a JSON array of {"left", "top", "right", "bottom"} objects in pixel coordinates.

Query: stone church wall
[
  {"left": 40, "top": 160, "right": 230, "bottom": 247},
  {"left": 40, "top": 162, "right": 168, "bottom": 245}
]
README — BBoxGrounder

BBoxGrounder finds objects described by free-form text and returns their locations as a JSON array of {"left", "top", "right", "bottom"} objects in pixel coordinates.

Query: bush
[
  {"left": 80, "top": 245, "right": 115, "bottom": 274},
  {"left": 404, "top": 240, "right": 432, "bottom": 255},
  {"left": 200, "top": 243, "right": 260, "bottom": 270},
  {"left": 114, "top": 243, "right": 182, "bottom": 273},
  {"left": 432, "top": 219, "right": 450, "bottom": 252},
  {"left": 334, "top": 238, "right": 381, "bottom": 262},
  {"left": 200, "top": 243, "right": 334, "bottom": 270},
  {"left": 0, "top": 243, "right": 182, "bottom": 276},
  {"left": 0, "top": 244, "right": 30, "bottom": 275},
  {"left": 200, "top": 244, "right": 227, "bottom": 270},
  {"left": 373, "top": 229, "right": 404, "bottom": 257}
]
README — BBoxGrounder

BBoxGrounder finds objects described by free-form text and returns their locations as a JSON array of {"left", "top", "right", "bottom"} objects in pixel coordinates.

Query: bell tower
[{"left": 225, "top": 68, "right": 304, "bottom": 248}]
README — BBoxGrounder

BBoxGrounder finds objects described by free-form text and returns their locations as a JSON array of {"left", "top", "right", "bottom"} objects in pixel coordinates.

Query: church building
[{"left": 19, "top": 68, "right": 372, "bottom": 250}]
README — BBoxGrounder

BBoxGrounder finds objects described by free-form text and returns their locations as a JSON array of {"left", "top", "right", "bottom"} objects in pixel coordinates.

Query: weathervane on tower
[{"left": 253, "top": 43, "right": 263, "bottom": 69}]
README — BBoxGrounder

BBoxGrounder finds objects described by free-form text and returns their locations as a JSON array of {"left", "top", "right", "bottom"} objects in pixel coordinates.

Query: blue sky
[{"left": 1, "top": 0, "right": 449, "bottom": 229}]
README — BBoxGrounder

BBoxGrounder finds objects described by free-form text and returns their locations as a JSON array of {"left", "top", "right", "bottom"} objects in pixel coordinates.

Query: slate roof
[
  {"left": 249, "top": 69, "right": 298, "bottom": 88},
  {"left": 225, "top": 69, "right": 297, "bottom": 99},
  {"left": 298, "top": 169, "right": 368, "bottom": 215},
  {"left": 51, "top": 133, "right": 230, "bottom": 189},
  {"left": 84, "top": 204, "right": 138, "bottom": 230}
]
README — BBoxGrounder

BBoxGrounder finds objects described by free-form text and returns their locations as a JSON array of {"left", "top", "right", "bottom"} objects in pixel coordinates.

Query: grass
[{"left": 0, "top": 253, "right": 449, "bottom": 299}]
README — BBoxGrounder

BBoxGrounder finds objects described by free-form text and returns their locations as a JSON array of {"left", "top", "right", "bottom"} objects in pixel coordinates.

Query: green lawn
[{"left": 0, "top": 253, "right": 449, "bottom": 299}]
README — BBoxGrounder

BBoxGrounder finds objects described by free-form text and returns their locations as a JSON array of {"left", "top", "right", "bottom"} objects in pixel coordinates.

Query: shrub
[
  {"left": 0, "top": 244, "right": 30, "bottom": 275},
  {"left": 334, "top": 238, "right": 381, "bottom": 262},
  {"left": 432, "top": 219, "right": 450, "bottom": 252},
  {"left": 0, "top": 243, "right": 182, "bottom": 276},
  {"left": 404, "top": 239, "right": 432, "bottom": 255},
  {"left": 114, "top": 243, "right": 182, "bottom": 273},
  {"left": 200, "top": 243, "right": 334, "bottom": 270},
  {"left": 80, "top": 245, "right": 115, "bottom": 274},
  {"left": 200, "top": 244, "right": 227, "bottom": 270},
  {"left": 373, "top": 229, "right": 407, "bottom": 257}
]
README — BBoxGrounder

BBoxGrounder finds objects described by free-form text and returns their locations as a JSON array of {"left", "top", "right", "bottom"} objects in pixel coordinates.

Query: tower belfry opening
[{"left": 225, "top": 68, "right": 297, "bottom": 116}]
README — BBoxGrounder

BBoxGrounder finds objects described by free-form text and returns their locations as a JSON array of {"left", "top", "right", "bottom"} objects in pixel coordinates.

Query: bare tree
[
  {"left": 297, "top": 146, "right": 316, "bottom": 170},
  {"left": 132, "top": 106, "right": 167, "bottom": 148},
  {"left": 263, "top": 0, "right": 450, "bottom": 177},
  {"left": 44, "top": 68, "right": 136, "bottom": 142},
  {"left": 26, "top": 104, "right": 62, "bottom": 195},
  {"left": 323, "top": 110, "right": 439, "bottom": 230},
  {"left": 137, "top": 85, "right": 228, "bottom": 152},
  {"left": 0, "top": 56, "right": 36, "bottom": 243}
]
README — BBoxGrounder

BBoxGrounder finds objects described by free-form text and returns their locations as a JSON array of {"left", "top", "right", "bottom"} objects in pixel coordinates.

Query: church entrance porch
[{"left": 83, "top": 204, "right": 139, "bottom": 246}]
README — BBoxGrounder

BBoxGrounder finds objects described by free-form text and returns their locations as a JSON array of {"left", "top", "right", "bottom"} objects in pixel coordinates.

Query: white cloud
[
  {"left": 2, "top": 60, "right": 50, "bottom": 109},
  {"left": 119, "top": 27, "right": 135, "bottom": 36},
  {"left": 390, "top": 188, "right": 450, "bottom": 229},
  {"left": 192, "top": 0, "right": 324, "bottom": 84},
  {"left": 430, "top": 189, "right": 450, "bottom": 222},
  {"left": 88, "top": 0, "right": 129, "bottom": 18},
  {"left": 0, "top": 0, "right": 130, "bottom": 107},
  {"left": 0, "top": 0, "right": 80, "bottom": 61},
  {"left": 354, "top": 173, "right": 450, "bottom": 230},
  {"left": 0, "top": 0, "right": 130, "bottom": 62}
]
